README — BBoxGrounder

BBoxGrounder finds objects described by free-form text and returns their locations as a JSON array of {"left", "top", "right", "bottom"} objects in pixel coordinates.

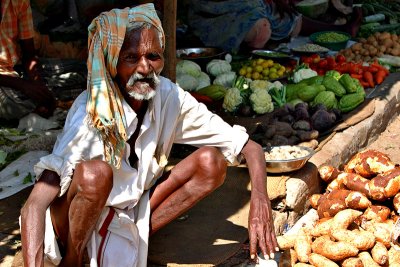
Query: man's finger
[{"left": 249, "top": 229, "right": 258, "bottom": 260}]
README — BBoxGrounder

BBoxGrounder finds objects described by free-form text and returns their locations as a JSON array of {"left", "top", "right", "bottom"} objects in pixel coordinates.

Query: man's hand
[
  {"left": 240, "top": 140, "right": 278, "bottom": 261},
  {"left": 22, "top": 81, "right": 56, "bottom": 117},
  {"left": 248, "top": 192, "right": 278, "bottom": 260}
]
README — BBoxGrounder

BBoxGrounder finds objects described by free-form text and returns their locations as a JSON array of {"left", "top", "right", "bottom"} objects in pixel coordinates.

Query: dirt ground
[{"left": 1, "top": 114, "right": 400, "bottom": 267}]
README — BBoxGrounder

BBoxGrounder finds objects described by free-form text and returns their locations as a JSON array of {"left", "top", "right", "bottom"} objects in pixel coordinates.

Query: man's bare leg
[
  {"left": 149, "top": 146, "right": 227, "bottom": 234},
  {"left": 50, "top": 160, "right": 113, "bottom": 266}
]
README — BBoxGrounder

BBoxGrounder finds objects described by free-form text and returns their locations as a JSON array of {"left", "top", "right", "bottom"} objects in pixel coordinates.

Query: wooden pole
[{"left": 161, "top": 0, "right": 177, "bottom": 82}]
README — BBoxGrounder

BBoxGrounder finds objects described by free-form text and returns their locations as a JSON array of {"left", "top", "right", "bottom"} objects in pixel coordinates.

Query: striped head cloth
[{"left": 86, "top": 3, "right": 165, "bottom": 168}]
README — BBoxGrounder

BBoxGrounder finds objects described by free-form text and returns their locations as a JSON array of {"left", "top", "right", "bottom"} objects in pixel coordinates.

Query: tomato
[
  {"left": 310, "top": 54, "right": 321, "bottom": 63},
  {"left": 318, "top": 59, "right": 328, "bottom": 69},
  {"left": 326, "top": 56, "right": 336, "bottom": 69},
  {"left": 336, "top": 54, "right": 346, "bottom": 63}
]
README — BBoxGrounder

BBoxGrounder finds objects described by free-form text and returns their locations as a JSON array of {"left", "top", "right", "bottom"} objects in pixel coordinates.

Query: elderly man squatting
[{"left": 20, "top": 3, "right": 278, "bottom": 267}]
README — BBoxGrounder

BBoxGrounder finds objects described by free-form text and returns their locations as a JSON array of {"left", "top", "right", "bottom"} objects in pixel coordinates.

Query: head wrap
[{"left": 86, "top": 3, "right": 165, "bottom": 168}]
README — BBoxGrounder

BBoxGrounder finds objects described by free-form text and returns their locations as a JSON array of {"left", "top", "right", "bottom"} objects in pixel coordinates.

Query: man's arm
[
  {"left": 20, "top": 170, "right": 61, "bottom": 267},
  {"left": 240, "top": 139, "right": 278, "bottom": 260},
  {"left": 20, "top": 38, "right": 41, "bottom": 82}
]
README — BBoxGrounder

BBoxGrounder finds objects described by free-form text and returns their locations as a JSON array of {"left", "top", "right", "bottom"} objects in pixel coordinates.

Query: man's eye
[{"left": 148, "top": 53, "right": 161, "bottom": 60}]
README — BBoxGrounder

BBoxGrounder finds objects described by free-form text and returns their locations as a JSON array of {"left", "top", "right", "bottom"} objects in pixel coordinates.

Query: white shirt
[{"left": 34, "top": 76, "right": 249, "bottom": 266}]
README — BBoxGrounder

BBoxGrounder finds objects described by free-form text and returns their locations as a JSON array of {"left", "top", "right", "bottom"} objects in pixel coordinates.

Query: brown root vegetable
[
  {"left": 293, "top": 263, "right": 313, "bottom": 267},
  {"left": 309, "top": 194, "right": 321, "bottom": 209},
  {"left": 329, "top": 229, "right": 375, "bottom": 250},
  {"left": 362, "top": 205, "right": 391, "bottom": 223},
  {"left": 388, "top": 246, "right": 400, "bottom": 266},
  {"left": 325, "top": 189, "right": 370, "bottom": 210},
  {"left": 340, "top": 257, "right": 363, "bottom": 267},
  {"left": 296, "top": 129, "right": 319, "bottom": 142},
  {"left": 327, "top": 176, "right": 346, "bottom": 192},
  {"left": 394, "top": 192, "right": 400, "bottom": 213},
  {"left": 294, "top": 228, "right": 312, "bottom": 263},
  {"left": 362, "top": 220, "right": 394, "bottom": 248},
  {"left": 277, "top": 234, "right": 297, "bottom": 250},
  {"left": 287, "top": 135, "right": 300, "bottom": 145},
  {"left": 317, "top": 198, "right": 346, "bottom": 218},
  {"left": 309, "top": 253, "right": 339, "bottom": 267},
  {"left": 318, "top": 165, "right": 341, "bottom": 183},
  {"left": 264, "top": 124, "right": 276, "bottom": 139},
  {"left": 359, "top": 251, "right": 381, "bottom": 267},
  {"left": 270, "top": 135, "right": 290, "bottom": 146},
  {"left": 273, "top": 121, "right": 296, "bottom": 137},
  {"left": 340, "top": 172, "right": 371, "bottom": 196},
  {"left": 371, "top": 241, "right": 388, "bottom": 265},
  {"left": 344, "top": 149, "right": 395, "bottom": 178},
  {"left": 331, "top": 209, "right": 363, "bottom": 231},
  {"left": 311, "top": 218, "right": 333, "bottom": 237},
  {"left": 369, "top": 167, "right": 400, "bottom": 200},
  {"left": 298, "top": 139, "right": 319, "bottom": 149},
  {"left": 292, "top": 120, "right": 312, "bottom": 131},
  {"left": 311, "top": 235, "right": 359, "bottom": 261},
  {"left": 344, "top": 191, "right": 371, "bottom": 210}
]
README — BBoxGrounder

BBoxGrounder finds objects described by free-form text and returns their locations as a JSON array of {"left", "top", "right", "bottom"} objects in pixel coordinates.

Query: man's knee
[
  {"left": 196, "top": 147, "right": 227, "bottom": 189},
  {"left": 73, "top": 160, "right": 113, "bottom": 199}
]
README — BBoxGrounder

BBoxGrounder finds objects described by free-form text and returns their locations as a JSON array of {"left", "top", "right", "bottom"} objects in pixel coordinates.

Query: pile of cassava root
[{"left": 276, "top": 149, "right": 400, "bottom": 267}]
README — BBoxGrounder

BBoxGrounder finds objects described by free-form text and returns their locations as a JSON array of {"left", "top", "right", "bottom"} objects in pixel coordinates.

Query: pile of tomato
[{"left": 300, "top": 54, "right": 390, "bottom": 88}]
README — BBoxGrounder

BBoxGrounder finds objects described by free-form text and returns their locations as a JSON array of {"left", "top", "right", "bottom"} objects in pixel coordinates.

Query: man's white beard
[{"left": 126, "top": 72, "right": 160, "bottom": 100}]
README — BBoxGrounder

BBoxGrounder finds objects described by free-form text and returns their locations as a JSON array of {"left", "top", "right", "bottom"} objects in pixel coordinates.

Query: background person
[{"left": 0, "top": 0, "right": 56, "bottom": 120}]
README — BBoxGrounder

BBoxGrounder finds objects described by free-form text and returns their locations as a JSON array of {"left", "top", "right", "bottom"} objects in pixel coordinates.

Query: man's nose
[{"left": 136, "top": 57, "right": 151, "bottom": 75}]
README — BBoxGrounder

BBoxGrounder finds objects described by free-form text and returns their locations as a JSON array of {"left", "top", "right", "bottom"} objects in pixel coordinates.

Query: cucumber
[{"left": 363, "top": 14, "right": 385, "bottom": 23}]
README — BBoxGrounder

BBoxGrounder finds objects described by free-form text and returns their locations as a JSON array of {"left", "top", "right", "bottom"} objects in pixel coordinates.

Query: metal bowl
[
  {"left": 264, "top": 146, "right": 315, "bottom": 173},
  {"left": 176, "top": 47, "right": 226, "bottom": 60}
]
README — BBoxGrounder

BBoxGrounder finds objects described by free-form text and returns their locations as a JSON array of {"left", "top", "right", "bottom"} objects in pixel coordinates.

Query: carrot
[
  {"left": 363, "top": 65, "right": 379, "bottom": 73},
  {"left": 350, "top": 73, "right": 362, "bottom": 79},
  {"left": 360, "top": 80, "right": 369, "bottom": 88},
  {"left": 375, "top": 70, "right": 387, "bottom": 85},
  {"left": 363, "top": 71, "right": 375, "bottom": 88},
  {"left": 370, "top": 62, "right": 389, "bottom": 75}
]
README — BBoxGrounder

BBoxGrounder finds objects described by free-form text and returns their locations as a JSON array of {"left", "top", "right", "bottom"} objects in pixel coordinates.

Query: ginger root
[
  {"left": 359, "top": 251, "right": 381, "bottom": 267},
  {"left": 311, "top": 235, "right": 359, "bottom": 261},
  {"left": 371, "top": 241, "right": 388, "bottom": 265},
  {"left": 329, "top": 228, "right": 375, "bottom": 250},
  {"left": 309, "top": 253, "right": 339, "bottom": 267},
  {"left": 340, "top": 257, "right": 363, "bottom": 267}
]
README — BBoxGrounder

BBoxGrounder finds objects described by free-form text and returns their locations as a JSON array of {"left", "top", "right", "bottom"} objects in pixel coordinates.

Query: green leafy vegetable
[{"left": 23, "top": 173, "right": 33, "bottom": 184}]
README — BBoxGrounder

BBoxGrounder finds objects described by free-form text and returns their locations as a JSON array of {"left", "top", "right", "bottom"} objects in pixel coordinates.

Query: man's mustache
[{"left": 126, "top": 72, "right": 160, "bottom": 88}]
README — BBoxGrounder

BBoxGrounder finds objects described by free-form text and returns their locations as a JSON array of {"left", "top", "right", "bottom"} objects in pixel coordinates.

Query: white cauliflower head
[
  {"left": 223, "top": 87, "right": 243, "bottom": 112},
  {"left": 249, "top": 88, "right": 274, "bottom": 114}
]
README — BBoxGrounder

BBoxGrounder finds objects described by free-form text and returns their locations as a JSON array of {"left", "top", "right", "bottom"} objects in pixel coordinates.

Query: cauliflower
[
  {"left": 249, "top": 88, "right": 274, "bottom": 114},
  {"left": 176, "top": 74, "right": 199, "bottom": 91},
  {"left": 267, "top": 80, "right": 284, "bottom": 91},
  {"left": 206, "top": 59, "right": 232, "bottom": 76},
  {"left": 196, "top": 71, "right": 211, "bottom": 90},
  {"left": 176, "top": 60, "right": 202, "bottom": 78},
  {"left": 293, "top": 68, "right": 318, "bottom": 83},
  {"left": 223, "top": 87, "right": 243, "bottom": 112},
  {"left": 213, "top": 71, "right": 236, "bottom": 87},
  {"left": 250, "top": 80, "right": 270, "bottom": 91}
]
